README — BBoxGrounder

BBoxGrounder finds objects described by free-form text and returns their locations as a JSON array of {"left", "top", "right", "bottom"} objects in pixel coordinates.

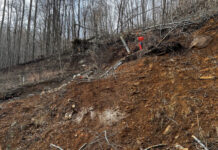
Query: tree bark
[
  {"left": 25, "top": 0, "right": 33, "bottom": 62},
  {"left": 77, "top": 0, "right": 81, "bottom": 38},
  {"left": 17, "top": 0, "right": 25, "bottom": 64},
  {"left": 152, "top": 0, "right": 156, "bottom": 27},
  {"left": 32, "top": 0, "right": 39, "bottom": 59},
  {"left": 162, "top": 0, "right": 167, "bottom": 25},
  {"left": 141, "top": 0, "right": 148, "bottom": 27},
  {"left": 0, "top": 0, "right": 7, "bottom": 43}
]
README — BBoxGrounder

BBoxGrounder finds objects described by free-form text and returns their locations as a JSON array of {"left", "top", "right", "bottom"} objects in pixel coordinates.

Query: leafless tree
[
  {"left": 0, "top": 0, "right": 7, "bottom": 43},
  {"left": 0, "top": 0, "right": 217, "bottom": 69},
  {"left": 25, "top": 0, "right": 33, "bottom": 62},
  {"left": 17, "top": 0, "right": 25, "bottom": 64},
  {"left": 32, "top": 0, "right": 39, "bottom": 59}
]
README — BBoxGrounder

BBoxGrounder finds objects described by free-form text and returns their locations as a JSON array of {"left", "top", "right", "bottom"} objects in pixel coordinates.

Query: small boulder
[{"left": 190, "top": 35, "right": 213, "bottom": 49}]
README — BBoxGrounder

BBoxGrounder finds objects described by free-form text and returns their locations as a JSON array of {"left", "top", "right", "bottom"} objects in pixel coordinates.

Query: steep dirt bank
[{"left": 0, "top": 17, "right": 217, "bottom": 150}]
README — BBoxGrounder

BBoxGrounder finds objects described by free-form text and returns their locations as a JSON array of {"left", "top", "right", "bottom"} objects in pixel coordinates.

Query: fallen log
[{"left": 120, "top": 36, "right": 131, "bottom": 54}]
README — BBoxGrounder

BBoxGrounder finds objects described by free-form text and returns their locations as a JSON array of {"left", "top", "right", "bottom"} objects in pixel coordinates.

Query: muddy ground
[{"left": 0, "top": 17, "right": 217, "bottom": 150}]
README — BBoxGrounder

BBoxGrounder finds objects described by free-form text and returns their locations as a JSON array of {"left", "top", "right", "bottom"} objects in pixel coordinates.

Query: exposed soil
[{"left": 0, "top": 17, "right": 217, "bottom": 150}]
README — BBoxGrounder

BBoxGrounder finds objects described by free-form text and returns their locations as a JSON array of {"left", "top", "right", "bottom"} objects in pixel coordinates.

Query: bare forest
[
  {"left": 0, "top": 0, "right": 217, "bottom": 69},
  {"left": 0, "top": 0, "right": 218, "bottom": 149}
]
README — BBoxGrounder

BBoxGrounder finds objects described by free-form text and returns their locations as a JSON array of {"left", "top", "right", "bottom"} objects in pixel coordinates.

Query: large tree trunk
[
  {"left": 152, "top": 0, "right": 156, "bottom": 27},
  {"left": 162, "top": 0, "right": 167, "bottom": 25},
  {"left": 17, "top": 0, "right": 25, "bottom": 64},
  {"left": 32, "top": 0, "right": 39, "bottom": 60},
  {"left": 46, "top": 0, "right": 51, "bottom": 56},
  {"left": 71, "top": 1, "right": 77, "bottom": 39},
  {"left": 7, "top": 0, "right": 14, "bottom": 67},
  {"left": 13, "top": 3, "right": 20, "bottom": 65},
  {"left": 141, "top": 0, "right": 148, "bottom": 27},
  {"left": 77, "top": 0, "right": 81, "bottom": 38},
  {"left": 25, "top": 0, "right": 33, "bottom": 62},
  {"left": 0, "top": 0, "right": 7, "bottom": 43}
]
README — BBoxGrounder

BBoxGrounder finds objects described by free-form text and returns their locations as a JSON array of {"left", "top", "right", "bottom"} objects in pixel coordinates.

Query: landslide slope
[{"left": 0, "top": 18, "right": 217, "bottom": 150}]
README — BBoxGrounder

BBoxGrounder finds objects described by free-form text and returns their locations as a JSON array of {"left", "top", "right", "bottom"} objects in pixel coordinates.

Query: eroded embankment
[{"left": 0, "top": 17, "right": 217, "bottom": 150}]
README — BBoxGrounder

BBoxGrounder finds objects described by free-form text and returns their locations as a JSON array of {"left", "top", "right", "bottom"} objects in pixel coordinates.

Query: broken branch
[
  {"left": 192, "top": 135, "right": 209, "bottom": 150},
  {"left": 100, "top": 60, "right": 124, "bottom": 78},
  {"left": 78, "top": 143, "right": 87, "bottom": 150},
  {"left": 104, "top": 130, "right": 110, "bottom": 145},
  {"left": 141, "top": 19, "right": 193, "bottom": 33},
  {"left": 74, "top": 24, "right": 95, "bottom": 31},
  {"left": 156, "top": 27, "right": 176, "bottom": 47},
  {"left": 113, "top": 6, "right": 161, "bottom": 33},
  {"left": 120, "top": 36, "right": 131, "bottom": 54},
  {"left": 50, "top": 143, "right": 63, "bottom": 150},
  {"left": 143, "top": 144, "right": 166, "bottom": 150},
  {"left": 104, "top": 130, "right": 117, "bottom": 150}
]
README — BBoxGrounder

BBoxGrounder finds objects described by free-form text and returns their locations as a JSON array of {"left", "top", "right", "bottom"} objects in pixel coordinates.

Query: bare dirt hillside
[{"left": 0, "top": 17, "right": 217, "bottom": 150}]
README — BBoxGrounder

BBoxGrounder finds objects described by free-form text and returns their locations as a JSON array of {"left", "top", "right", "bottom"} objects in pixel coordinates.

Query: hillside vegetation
[{"left": 0, "top": 12, "right": 217, "bottom": 150}]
